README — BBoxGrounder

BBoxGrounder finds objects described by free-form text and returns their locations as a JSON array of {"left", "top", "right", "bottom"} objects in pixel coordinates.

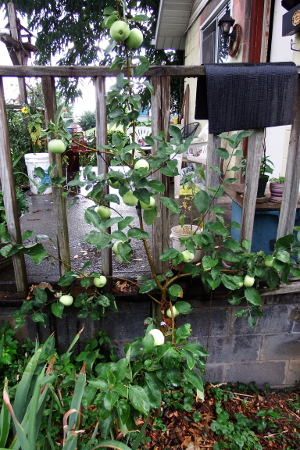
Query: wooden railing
[{"left": 1, "top": 65, "right": 300, "bottom": 298}]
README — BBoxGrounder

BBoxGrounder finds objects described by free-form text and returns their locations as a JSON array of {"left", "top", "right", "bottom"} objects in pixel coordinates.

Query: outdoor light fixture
[
  {"left": 218, "top": 7, "right": 236, "bottom": 40},
  {"left": 218, "top": 6, "right": 242, "bottom": 57}
]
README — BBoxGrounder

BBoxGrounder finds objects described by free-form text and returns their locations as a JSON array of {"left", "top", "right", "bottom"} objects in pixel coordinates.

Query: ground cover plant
[
  {"left": 0, "top": 327, "right": 299, "bottom": 449},
  {"left": 1, "top": 0, "right": 300, "bottom": 448}
]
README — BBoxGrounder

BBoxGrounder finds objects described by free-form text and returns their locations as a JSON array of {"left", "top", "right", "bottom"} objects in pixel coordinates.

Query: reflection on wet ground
[{"left": 0, "top": 168, "right": 232, "bottom": 286}]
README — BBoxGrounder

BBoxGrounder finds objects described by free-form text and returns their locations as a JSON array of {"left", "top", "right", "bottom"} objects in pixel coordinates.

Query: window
[{"left": 201, "top": 2, "right": 231, "bottom": 64}]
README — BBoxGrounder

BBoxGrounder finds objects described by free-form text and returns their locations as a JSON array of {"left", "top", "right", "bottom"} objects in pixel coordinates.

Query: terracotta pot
[{"left": 270, "top": 182, "right": 284, "bottom": 202}]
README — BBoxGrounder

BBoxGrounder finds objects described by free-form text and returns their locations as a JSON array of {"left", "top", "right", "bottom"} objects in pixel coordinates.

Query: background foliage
[{"left": 1, "top": 0, "right": 184, "bottom": 110}]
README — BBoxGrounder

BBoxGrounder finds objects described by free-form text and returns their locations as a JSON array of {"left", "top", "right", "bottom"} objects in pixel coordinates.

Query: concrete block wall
[
  {"left": 178, "top": 294, "right": 300, "bottom": 388},
  {"left": 1, "top": 292, "right": 300, "bottom": 388}
]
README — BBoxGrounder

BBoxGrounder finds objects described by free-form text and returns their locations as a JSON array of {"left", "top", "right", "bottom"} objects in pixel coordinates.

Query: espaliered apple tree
[{"left": 2, "top": 2, "right": 300, "bottom": 433}]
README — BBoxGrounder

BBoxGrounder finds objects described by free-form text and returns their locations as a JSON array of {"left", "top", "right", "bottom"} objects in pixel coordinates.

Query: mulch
[{"left": 137, "top": 384, "right": 300, "bottom": 449}]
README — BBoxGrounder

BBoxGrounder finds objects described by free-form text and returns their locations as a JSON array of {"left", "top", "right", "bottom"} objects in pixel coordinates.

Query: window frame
[{"left": 200, "top": 0, "right": 232, "bottom": 64}]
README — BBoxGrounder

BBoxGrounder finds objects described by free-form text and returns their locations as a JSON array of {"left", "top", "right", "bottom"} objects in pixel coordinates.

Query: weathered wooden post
[
  {"left": 240, "top": 129, "right": 265, "bottom": 247},
  {"left": 277, "top": 77, "right": 300, "bottom": 238},
  {"left": 42, "top": 76, "right": 71, "bottom": 276},
  {"left": 150, "top": 75, "right": 171, "bottom": 321},
  {"left": 94, "top": 76, "right": 112, "bottom": 280},
  {"left": 151, "top": 75, "right": 171, "bottom": 274},
  {"left": 5, "top": 3, "right": 27, "bottom": 103},
  {"left": 0, "top": 77, "right": 27, "bottom": 297}
]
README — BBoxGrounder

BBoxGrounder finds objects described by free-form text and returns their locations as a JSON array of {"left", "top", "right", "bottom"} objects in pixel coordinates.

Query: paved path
[{"left": 0, "top": 185, "right": 232, "bottom": 287}]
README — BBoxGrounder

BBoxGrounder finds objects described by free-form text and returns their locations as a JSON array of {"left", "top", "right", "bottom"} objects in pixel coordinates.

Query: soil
[{"left": 137, "top": 383, "right": 300, "bottom": 449}]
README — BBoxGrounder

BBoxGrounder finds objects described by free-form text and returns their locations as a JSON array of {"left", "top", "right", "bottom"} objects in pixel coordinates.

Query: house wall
[
  {"left": 265, "top": 0, "right": 295, "bottom": 179},
  {"left": 184, "top": 0, "right": 297, "bottom": 183},
  {"left": 184, "top": 0, "right": 250, "bottom": 125},
  {"left": 3, "top": 293, "right": 300, "bottom": 388},
  {"left": 184, "top": 19, "right": 201, "bottom": 126}
]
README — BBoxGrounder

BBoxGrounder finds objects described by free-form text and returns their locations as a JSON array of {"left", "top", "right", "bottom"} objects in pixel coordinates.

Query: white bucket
[
  {"left": 170, "top": 224, "right": 203, "bottom": 263},
  {"left": 25, "top": 153, "right": 52, "bottom": 195}
]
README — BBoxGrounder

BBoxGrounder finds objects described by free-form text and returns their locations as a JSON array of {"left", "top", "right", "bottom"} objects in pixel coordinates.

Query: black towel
[{"left": 195, "top": 62, "right": 298, "bottom": 134}]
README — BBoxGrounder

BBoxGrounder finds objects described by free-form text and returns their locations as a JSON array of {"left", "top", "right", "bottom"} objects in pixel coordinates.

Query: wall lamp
[{"left": 218, "top": 6, "right": 242, "bottom": 57}]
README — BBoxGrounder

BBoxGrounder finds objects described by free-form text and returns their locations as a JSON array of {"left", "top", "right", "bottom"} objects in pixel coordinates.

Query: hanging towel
[{"left": 194, "top": 62, "right": 298, "bottom": 134}]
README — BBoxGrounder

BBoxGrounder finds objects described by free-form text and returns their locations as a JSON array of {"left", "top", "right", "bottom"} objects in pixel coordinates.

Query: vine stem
[
  {"left": 71, "top": 138, "right": 114, "bottom": 155},
  {"left": 136, "top": 206, "right": 164, "bottom": 295}
]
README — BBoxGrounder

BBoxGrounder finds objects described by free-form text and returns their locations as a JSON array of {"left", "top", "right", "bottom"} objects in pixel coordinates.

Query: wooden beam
[
  {"left": 240, "top": 129, "right": 265, "bottom": 248},
  {"left": 94, "top": 76, "right": 112, "bottom": 279},
  {"left": 0, "top": 77, "right": 27, "bottom": 297},
  {"left": 277, "top": 77, "right": 300, "bottom": 238},
  {"left": 41, "top": 76, "right": 71, "bottom": 276},
  {"left": 0, "top": 65, "right": 208, "bottom": 78},
  {"left": 260, "top": 280, "right": 300, "bottom": 296},
  {"left": 2, "top": 65, "right": 300, "bottom": 79},
  {"left": 151, "top": 75, "right": 171, "bottom": 275},
  {"left": 7, "top": 2, "right": 27, "bottom": 103}
]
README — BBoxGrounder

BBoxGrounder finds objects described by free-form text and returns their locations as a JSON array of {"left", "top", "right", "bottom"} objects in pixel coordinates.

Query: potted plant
[
  {"left": 241, "top": 154, "right": 274, "bottom": 198},
  {"left": 269, "top": 176, "right": 285, "bottom": 202},
  {"left": 257, "top": 155, "right": 274, "bottom": 198}
]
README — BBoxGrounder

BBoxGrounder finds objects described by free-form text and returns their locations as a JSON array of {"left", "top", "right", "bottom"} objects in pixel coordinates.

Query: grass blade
[
  {"left": 68, "top": 372, "right": 86, "bottom": 432},
  {"left": 65, "top": 326, "right": 85, "bottom": 358},
  {"left": 13, "top": 334, "right": 54, "bottom": 423},
  {"left": 3, "top": 387, "right": 30, "bottom": 450},
  {"left": 132, "top": 416, "right": 149, "bottom": 450},
  {"left": 0, "top": 380, "right": 10, "bottom": 448}
]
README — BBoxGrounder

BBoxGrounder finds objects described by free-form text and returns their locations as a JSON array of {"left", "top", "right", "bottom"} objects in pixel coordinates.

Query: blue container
[{"left": 231, "top": 200, "right": 300, "bottom": 254}]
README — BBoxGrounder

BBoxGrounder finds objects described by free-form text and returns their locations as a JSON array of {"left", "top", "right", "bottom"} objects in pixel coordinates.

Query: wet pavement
[{"left": 0, "top": 174, "right": 232, "bottom": 288}]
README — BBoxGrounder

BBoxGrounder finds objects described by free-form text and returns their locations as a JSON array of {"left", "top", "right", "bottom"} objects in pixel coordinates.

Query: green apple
[
  {"left": 243, "top": 275, "right": 255, "bottom": 288},
  {"left": 134, "top": 159, "right": 149, "bottom": 171},
  {"left": 236, "top": 276, "right": 244, "bottom": 288},
  {"left": 166, "top": 306, "right": 180, "bottom": 318},
  {"left": 125, "top": 28, "right": 144, "bottom": 49},
  {"left": 181, "top": 249, "right": 194, "bottom": 263},
  {"left": 93, "top": 275, "right": 107, "bottom": 288},
  {"left": 113, "top": 240, "right": 122, "bottom": 254},
  {"left": 59, "top": 294, "right": 74, "bottom": 306},
  {"left": 265, "top": 256, "right": 275, "bottom": 268},
  {"left": 97, "top": 206, "right": 111, "bottom": 219},
  {"left": 122, "top": 191, "right": 138, "bottom": 206},
  {"left": 149, "top": 329, "right": 164, "bottom": 346},
  {"left": 48, "top": 139, "right": 66, "bottom": 154},
  {"left": 140, "top": 197, "right": 156, "bottom": 210},
  {"left": 110, "top": 20, "right": 130, "bottom": 42}
]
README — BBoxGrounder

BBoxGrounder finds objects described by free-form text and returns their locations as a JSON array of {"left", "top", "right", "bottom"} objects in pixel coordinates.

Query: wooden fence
[{"left": 1, "top": 65, "right": 300, "bottom": 298}]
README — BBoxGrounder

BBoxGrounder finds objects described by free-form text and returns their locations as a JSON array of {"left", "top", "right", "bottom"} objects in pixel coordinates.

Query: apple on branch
[
  {"left": 134, "top": 159, "right": 149, "bottom": 171},
  {"left": 125, "top": 28, "right": 144, "bottom": 49},
  {"left": 97, "top": 206, "right": 111, "bottom": 219},
  {"left": 140, "top": 197, "right": 156, "bottom": 210},
  {"left": 110, "top": 20, "right": 130, "bottom": 42},
  {"left": 122, "top": 191, "right": 138, "bottom": 206},
  {"left": 93, "top": 275, "right": 107, "bottom": 288}
]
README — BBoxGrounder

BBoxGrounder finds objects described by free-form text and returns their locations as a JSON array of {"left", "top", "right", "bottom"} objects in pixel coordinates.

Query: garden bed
[{"left": 139, "top": 383, "right": 300, "bottom": 449}]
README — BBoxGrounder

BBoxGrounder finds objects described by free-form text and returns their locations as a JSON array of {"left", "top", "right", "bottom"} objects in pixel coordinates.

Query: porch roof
[
  {"left": 154, "top": 0, "right": 194, "bottom": 50},
  {"left": 154, "top": 0, "right": 211, "bottom": 50}
]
